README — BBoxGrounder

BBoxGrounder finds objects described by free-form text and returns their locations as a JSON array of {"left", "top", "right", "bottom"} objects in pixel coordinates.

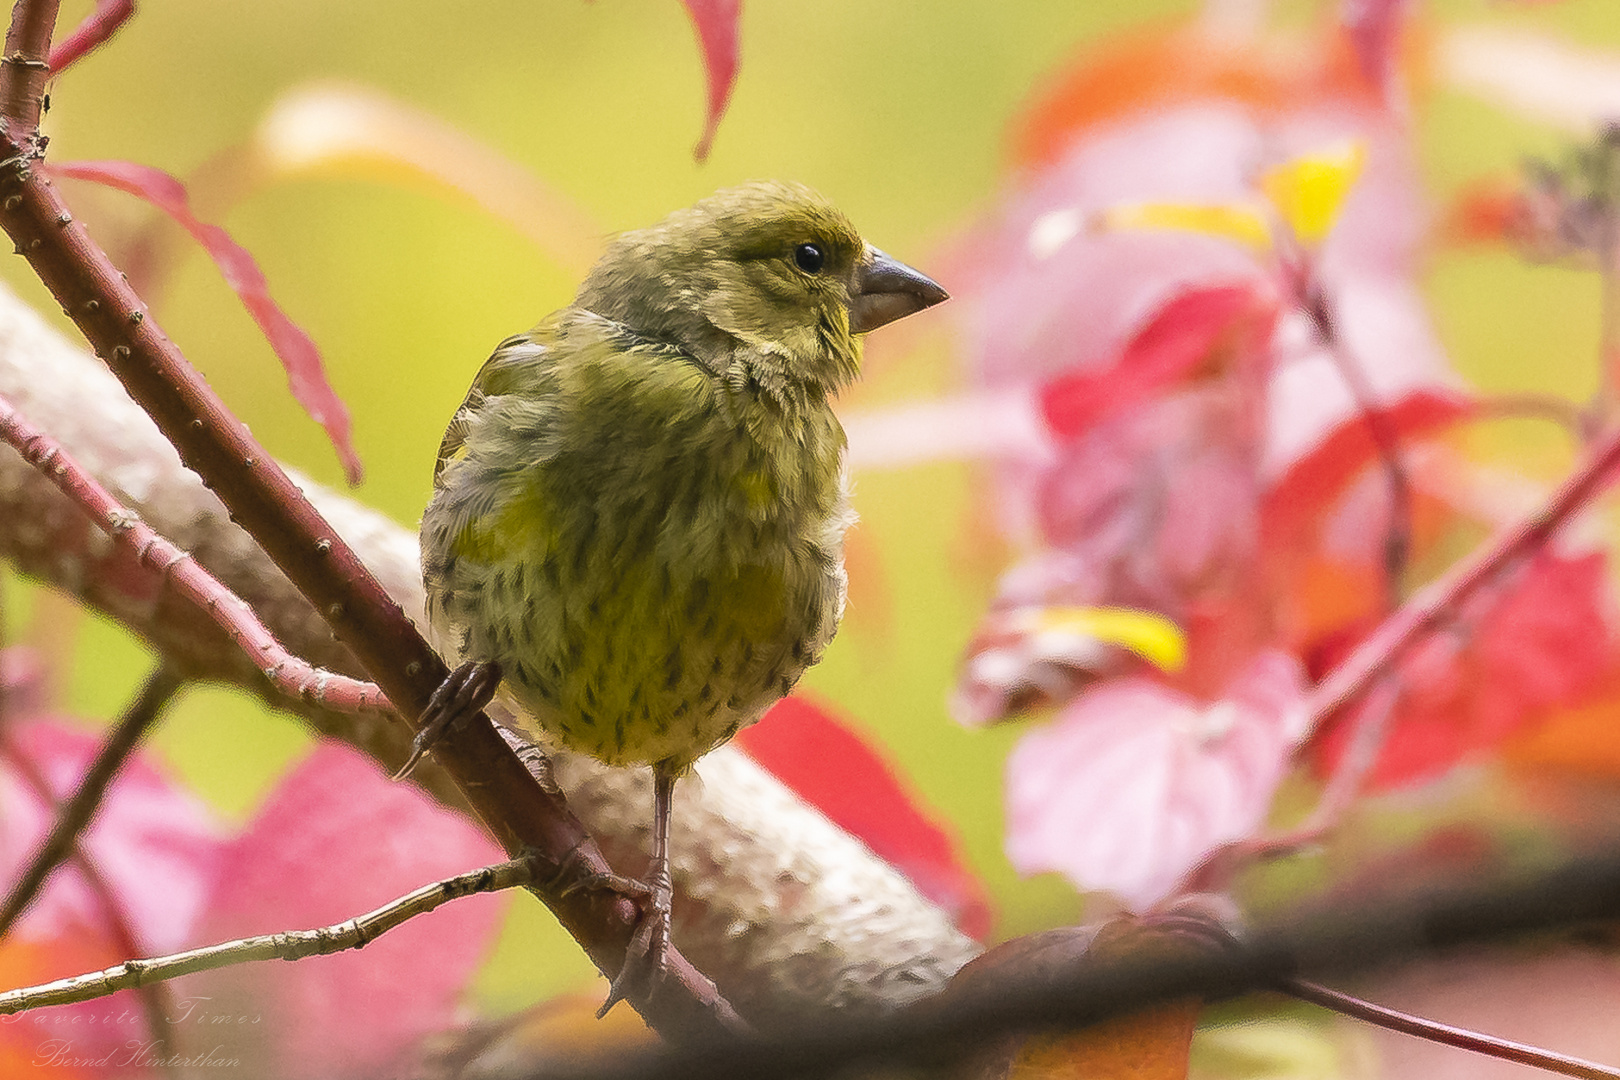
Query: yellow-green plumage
[
  {"left": 421, "top": 181, "right": 945, "bottom": 773},
  {"left": 423, "top": 306, "right": 851, "bottom": 768}
]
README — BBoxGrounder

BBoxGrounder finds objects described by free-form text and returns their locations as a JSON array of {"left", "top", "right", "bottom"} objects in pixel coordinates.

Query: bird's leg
[
  {"left": 597, "top": 762, "right": 677, "bottom": 1019},
  {"left": 392, "top": 659, "right": 502, "bottom": 781}
]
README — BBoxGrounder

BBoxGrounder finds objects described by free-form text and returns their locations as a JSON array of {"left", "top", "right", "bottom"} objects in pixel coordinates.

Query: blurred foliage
[{"left": 11, "top": 0, "right": 1620, "bottom": 1023}]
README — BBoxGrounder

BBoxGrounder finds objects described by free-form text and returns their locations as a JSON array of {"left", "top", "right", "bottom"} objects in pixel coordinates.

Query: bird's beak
[{"left": 849, "top": 247, "right": 949, "bottom": 334}]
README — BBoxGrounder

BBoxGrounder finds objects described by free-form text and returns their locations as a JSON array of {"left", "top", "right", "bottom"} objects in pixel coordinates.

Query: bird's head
[{"left": 576, "top": 180, "right": 947, "bottom": 403}]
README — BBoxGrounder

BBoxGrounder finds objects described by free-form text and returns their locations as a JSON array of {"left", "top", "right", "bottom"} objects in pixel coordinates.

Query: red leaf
[
  {"left": 735, "top": 696, "right": 994, "bottom": 939},
  {"left": 1310, "top": 551, "right": 1619, "bottom": 788},
  {"left": 1004, "top": 651, "right": 1307, "bottom": 910},
  {"left": 50, "top": 160, "right": 364, "bottom": 484},
  {"left": 680, "top": 0, "right": 741, "bottom": 162},
  {"left": 48, "top": 0, "right": 134, "bottom": 75},
  {"left": 1260, "top": 389, "right": 1475, "bottom": 549},
  {"left": 1038, "top": 283, "right": 1278, "bottom": 440}
]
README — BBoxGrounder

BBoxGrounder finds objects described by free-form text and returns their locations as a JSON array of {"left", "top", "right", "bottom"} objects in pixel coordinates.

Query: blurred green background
[{"left": 6, "top": 0, "right": 1618, "bottom": 1017}]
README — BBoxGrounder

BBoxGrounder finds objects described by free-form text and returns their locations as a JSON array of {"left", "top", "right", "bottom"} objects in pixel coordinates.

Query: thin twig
[
  {"left": 1180, "top": 677, "right": 1405, "bottom": 893},
  {"left": 1301, "top": 280, "right": 1412, "bottom": 608},
  {"left": 1289, "top": 674, "right": 1401, "bottom": 840},
  {"left": 1304, "top": 416, "right": 1620, "bottom": 730},
  {"left": 0, "top": 394, "right": 392, "bottom": 716},
  {"left": 0, "top": 662, "right": 183, "bottom": 941},
  {"left": 0, "top": 0, "right": 741, "bottom": 1038},
  {"left": 1283, "top": 978, "right": 1620, "bottom": 1080},
  {"left": 0, "top": 854, "right": 539, "bottom": 1015},
  {"left": 45, "top": 0, "right": 131, "bottom": 75}
]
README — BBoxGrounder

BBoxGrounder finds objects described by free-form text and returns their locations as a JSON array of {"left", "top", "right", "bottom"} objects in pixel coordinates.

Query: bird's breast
[{"left": 433, "top": 392, "right": 851, "bottom": 768}]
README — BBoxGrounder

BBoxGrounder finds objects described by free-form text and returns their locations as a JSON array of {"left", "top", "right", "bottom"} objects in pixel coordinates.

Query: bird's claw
[
  {"left": 556, "top": 866, "right": 652, "bottom": 903},
  {"left": 596, "top": 865, "right": 673, "bottom": 1019},
  {"left": 392, "top": 659, "right": 502, "bottom": 781}
]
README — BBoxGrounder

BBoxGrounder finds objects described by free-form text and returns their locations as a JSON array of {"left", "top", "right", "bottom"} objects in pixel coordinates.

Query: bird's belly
[{"left": 467, "top": 523, "right": 841, "bottom": 769}]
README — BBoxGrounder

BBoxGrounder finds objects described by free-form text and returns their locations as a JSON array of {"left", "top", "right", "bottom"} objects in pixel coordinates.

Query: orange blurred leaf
[
  {"left": 1502, "top": 675, "right": 1620, "bottom": 779},
  {"left": 1006, "top": 1002, "right": 1201, "bottom": 1080},
  {"left": 1010, "top": 25, "right": 1374, "bottom": 170}
]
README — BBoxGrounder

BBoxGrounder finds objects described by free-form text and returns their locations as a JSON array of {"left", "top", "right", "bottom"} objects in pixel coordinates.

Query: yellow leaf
[
  {"left": 1260, "top": 141, "right": 1366, "bottom": 245},
  {"left": 1102, "top": 201, "right": 1273, "bottom": 251},
  {"left": 1024, "top": 607, "right": 1187, "bottom": 673}
]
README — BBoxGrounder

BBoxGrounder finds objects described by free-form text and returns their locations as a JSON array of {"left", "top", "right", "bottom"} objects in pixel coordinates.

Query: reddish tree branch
[
  {"left": 0, "top": 393, "right": 391, "bottom": 716},
  {"left": 1303, "top": 420, "right": 1620, "bottom": 729},
  {"left": 0, "top": 0, "right": 53, "bottom": 129},
  {"left": 0, "top": 0, "right": 739, "bottom": 1040},
  {"left": 1284, "top": 978, "right": 1620, "bottom": 1080}
]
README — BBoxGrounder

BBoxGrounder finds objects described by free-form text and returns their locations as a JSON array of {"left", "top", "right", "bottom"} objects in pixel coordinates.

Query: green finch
[{"left": 414, "top": 180, "right": 946, "bottom": 1008}]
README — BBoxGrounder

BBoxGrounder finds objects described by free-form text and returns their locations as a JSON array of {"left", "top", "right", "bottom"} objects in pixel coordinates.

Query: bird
[{"left": 412, "top": 180, "right": 947, "bottom": 1011}]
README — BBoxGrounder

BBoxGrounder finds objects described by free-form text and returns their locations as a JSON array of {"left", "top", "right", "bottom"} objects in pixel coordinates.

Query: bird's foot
[
  {"left": 555, "top": 863, "right": 652, "bottom": 903},
  {"left": 392, "top": 660, "right": 502, "bottom": 781},
  {"left": 596, "top": 861, "right": 673, "bottom": 1019}
]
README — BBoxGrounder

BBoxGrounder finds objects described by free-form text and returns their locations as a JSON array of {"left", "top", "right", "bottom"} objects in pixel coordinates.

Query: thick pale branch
[{"left": 0, "top": 856, "right": 538, "bottom": 1014}]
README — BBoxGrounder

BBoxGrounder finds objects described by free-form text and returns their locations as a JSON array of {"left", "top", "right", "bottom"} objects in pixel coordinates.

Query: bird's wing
[{"left": 433, "top": 331, "right": 549, "bottom": 485}]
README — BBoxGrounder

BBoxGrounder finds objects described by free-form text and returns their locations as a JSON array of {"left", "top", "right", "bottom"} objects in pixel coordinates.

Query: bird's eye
[{"left": 794, "top": 243, "right": 825, "bottom": 274}]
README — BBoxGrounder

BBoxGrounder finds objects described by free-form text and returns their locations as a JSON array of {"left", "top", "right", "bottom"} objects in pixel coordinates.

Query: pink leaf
[
  {"left": 680, "top": 0, "right": 741, "bottom": 162},
  {"left": 0, "top": 719, "right": 224, "bottom": 954},
  {"left": 1036, "top": 386, "right": 1264, "bottom": 613},
  {"left": 183, "top": 741, "right": 506, "bottom": 1077},
  {"left": 0, "top": 717, "right": 227, "bottom": 1065},
  {"left": 1004, "top": 652, "right": 1307, "bottom": 910},
  {"left": 47, "top": 0, "right": 134, "bottom": 75},
  {"left": 49, "top": 160, "right": 364, "bottom": 484},
  {"left": 735, "top": 696, "right": 995, "bottom": 939}
]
